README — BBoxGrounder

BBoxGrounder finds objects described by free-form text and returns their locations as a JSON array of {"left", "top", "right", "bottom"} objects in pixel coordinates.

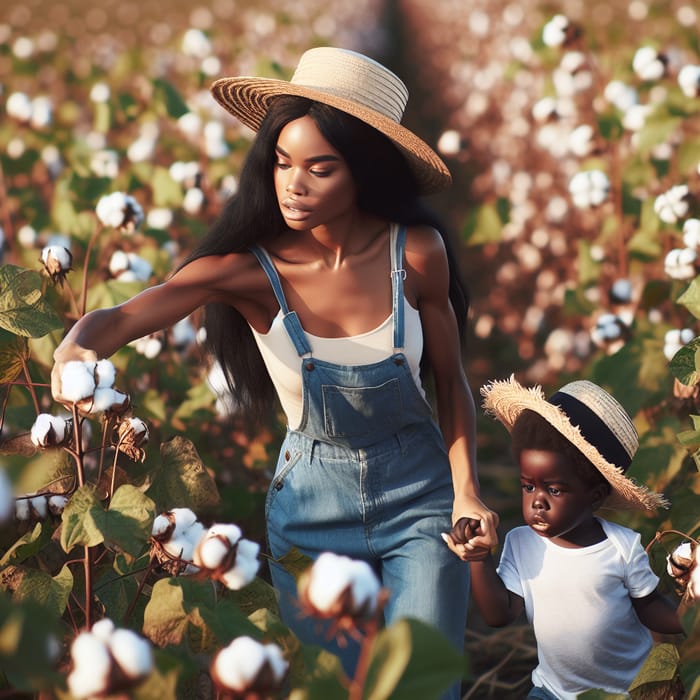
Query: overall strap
[
  {"left": 249, "top": 246, "right": 312, "bottom": 357},
  {"left": 390, "top": 223, "right": 407, "bottom": 351}
]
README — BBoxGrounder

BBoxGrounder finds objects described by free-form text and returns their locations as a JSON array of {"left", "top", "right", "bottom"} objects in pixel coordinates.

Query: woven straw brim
[
  {"left": 210, "top": 76, "right": 452, "bottom": 195},
  {"left": 481, "top": 376, "right": 669, "bottom": 511}
]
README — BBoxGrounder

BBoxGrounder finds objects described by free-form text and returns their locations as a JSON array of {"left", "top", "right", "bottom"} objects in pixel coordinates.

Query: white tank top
[{"left": 251, "top": 300, "right": 425, "bottom": 429}]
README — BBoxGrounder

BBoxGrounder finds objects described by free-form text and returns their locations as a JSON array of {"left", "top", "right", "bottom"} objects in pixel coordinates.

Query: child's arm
[
  {"left": 631, "top": 590, "right": 684, "bottom": 635},
  {"left": 469, "top": 553, "right": 525, "bottom": 627}
]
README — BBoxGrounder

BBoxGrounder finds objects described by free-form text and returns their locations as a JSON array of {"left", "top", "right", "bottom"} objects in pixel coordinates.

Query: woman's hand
[{"left": 442, "top": 495, "right": 499, "bottom": 562}]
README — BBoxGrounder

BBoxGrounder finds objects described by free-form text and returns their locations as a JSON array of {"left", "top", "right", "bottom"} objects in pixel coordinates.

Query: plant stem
[
  {"left": 71, "top": 406, "right": 85, "bottom": 488},
  {"left": 84, "top": 545, "right": 93, "bottom": 629},
  {"left": 19, "top": 356, "right": 40, "bottom": 415},
  {"left": 80, "top": 219, "right": 105, "bottom": 318},
  {"left": 348, "top": 619, "right": 378, "bottom": 700},
  {"left": 123, "top": 556, "right": 157, "bottom": 625}
]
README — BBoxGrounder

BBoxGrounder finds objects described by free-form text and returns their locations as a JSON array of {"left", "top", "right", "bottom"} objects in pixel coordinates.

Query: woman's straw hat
[
  {"left": 210, "top": 47, "right": 451, "bottom": 194},
  {"left": 481, "top": 375, "right": 669, "bottom": 511}
]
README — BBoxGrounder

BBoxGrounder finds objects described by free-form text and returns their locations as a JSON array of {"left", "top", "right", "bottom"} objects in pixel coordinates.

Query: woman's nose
[{"left": 285, "top": 172, "right": 305, "bottom": 195}]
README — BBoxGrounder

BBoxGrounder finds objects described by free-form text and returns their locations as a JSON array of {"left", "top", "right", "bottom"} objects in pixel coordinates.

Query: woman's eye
[
  {"left": 275, "top": 161, "right": 290, "bottom": 170},
  {"left": 310, "top": 168, "right": 331, "bottom": 178}
]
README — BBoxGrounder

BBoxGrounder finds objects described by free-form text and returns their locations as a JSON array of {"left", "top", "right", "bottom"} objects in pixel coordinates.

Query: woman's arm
[
  {"left": 51, "top": 253, "right": 261, "bottom": 403},
  {"left": 406, "top": 226, "right": 499, "bottom": 560}
]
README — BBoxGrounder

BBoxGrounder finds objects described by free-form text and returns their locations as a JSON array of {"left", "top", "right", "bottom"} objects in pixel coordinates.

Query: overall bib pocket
[{"left": 322, "top": 378, "right": 402, "bottom": 439}]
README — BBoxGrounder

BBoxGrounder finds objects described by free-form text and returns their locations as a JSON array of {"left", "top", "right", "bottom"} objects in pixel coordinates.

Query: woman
[{"left": 52, "top": 47, "right": 496, "bottom": 694}]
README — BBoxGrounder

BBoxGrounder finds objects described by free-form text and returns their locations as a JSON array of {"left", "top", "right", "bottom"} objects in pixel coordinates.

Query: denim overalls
[{"left": 251, "top": 226, "right": 468, "bottom": 698}]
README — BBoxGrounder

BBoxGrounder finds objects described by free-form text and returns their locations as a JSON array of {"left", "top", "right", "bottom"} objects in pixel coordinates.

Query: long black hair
[{"left": 181, "top": 96, "right": 470, "bottom": 427}]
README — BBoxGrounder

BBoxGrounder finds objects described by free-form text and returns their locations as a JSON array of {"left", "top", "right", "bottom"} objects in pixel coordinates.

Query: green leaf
[
  {"left": 60, "top": 485, "right": 106, "bottom": 552},
  {"left": 0, "top": 265, "right": 63, "bottom": 338},
  {"left": 0, "top": 333, "right": 29, "bottom": 383},
  {"left": 629, "top": 644, "right": 680, "bottom": 689},
  {"left": 87, "top": 279, "right": 148, "bottom": 312},
  {"left": 104, "top": 484, "right": 156, "bottom": 556},
  {"left": 0, "top": 592, "right": 64, "bottom": 691},
  {"left": 151, "top": 166, "right": 184, "bottom": 208},
  {"left": 677, "top": 278, "right": 700, "bottom": 319},
  {"left": 14, "top": 564, "right": 73, "bottom": 617},
  {"left": 462, "top": 201, "right": 507, "bottom": 245},
  {"left": 145, "top": 436, "right": 220, "bottom": 514},
  {"left": 142, "top": 577, "right": 217, "bottom": 651},
  {"left": 0, "top": 522, "right": 52, "bottom": 567},
  {"left": 669, "top": 338, "right": 700, "bottom": 385},
  {"left": 152, "top": 78, "right": 189, "bottom": 119},
  {"left": 364, "top": 618, "right": 465, "bottom": 700},
  {"left": 59, "top": 484, "right": 154, "bottom": 555}
]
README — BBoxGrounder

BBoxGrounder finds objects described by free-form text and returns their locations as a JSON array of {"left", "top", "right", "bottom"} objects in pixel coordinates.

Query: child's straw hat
[
  {"left": 210, "top": 46, "right": 451, "bottom": 195},
  {"left": 481, "top": 375, "right": 669, "bottom": 511}
]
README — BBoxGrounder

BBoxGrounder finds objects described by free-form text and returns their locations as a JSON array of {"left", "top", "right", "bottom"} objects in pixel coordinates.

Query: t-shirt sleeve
[
  {"left": 496, "top": 530, "right": 524, "bottom": 597},
  {"left": 625, "top": 531, "right": 660, "bottom": 598}
]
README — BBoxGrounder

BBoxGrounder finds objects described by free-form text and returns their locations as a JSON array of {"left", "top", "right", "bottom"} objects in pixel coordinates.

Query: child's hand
[
  {"left": 441, "top": 518, "right": 490, "bottom": 562},
  {"left": 442, "top": 499, "right": 500, "bottom": 562}
]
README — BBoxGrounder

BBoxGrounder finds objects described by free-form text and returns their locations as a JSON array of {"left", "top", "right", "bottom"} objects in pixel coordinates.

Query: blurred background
[{"left": 1, "top": 0, "right": 699, "bottom": 696}]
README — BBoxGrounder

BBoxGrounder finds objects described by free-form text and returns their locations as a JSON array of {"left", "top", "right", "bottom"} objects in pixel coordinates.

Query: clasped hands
[{"left": 442, "top": 496, "right": 499, "bottom": 562}]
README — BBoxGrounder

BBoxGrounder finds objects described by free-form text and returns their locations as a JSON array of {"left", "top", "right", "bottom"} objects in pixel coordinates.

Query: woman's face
[
  {"left": 273, "top": 115, "right": 358, "bottom": 230},
  {"left": 518, "top": 448, "right": 605, "bottom": 546}
]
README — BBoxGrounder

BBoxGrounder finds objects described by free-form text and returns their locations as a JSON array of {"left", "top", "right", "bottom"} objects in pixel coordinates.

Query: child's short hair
[{"left": 511, "top": 409, "right": 611, "bottom": 495}]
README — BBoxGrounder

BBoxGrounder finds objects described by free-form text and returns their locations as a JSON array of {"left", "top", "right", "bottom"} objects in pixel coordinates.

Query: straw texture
[
  {"left": 481, "top": 375, "right": 669, "bottom": 511},
  {"left": 210, "top": 47, "right": 451, "bottom": 194}
]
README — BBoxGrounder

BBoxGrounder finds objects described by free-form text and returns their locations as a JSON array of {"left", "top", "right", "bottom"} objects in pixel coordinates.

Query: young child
[{"left": 467, "top": 375, "right": 684, "bottom": 699}]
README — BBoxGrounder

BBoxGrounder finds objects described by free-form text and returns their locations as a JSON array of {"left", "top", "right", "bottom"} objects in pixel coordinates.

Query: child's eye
[
  {"left": 521, "top": 483, "right": 535, "bottom": 493},
  {"left": 548, "top": 487, "right": 562, "bottom": 496}
]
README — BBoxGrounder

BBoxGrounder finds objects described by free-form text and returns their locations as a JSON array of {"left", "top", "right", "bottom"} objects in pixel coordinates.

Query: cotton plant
[
  {"left": 654, "top": 184, "right": 691, "bottom": 224},
  {"left": 297, "top": 552, "right": 385, "bottom": 636},
  {"left": 95, "top": 192, "right": 145, "bottom": 232},
  {"left": 666, "top": 541, "right": 697, "bottom": 604},
  {"left": 41, "top": 245, "right": 72, "bottom": 284},
  {"left": 67, "top": 618, "right": 153, "bottom": 699},
  {"left": 663, "top": 328, "right": 696, "bottom": 363},
  {"left": 568, "top": 169, "right": 610, "bottom": 208},
  {"left": 59, "top": 359, "right": 130, "bottom": 417},
  {"left": 211, "top": 636, "right": 288, "bottom": 698},
  {"left": 150, "top": 509, "right": 260, "bottom": 588}
]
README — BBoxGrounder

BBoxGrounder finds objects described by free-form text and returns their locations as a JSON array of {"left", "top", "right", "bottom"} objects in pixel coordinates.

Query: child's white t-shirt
[{"left": 497, "top": 518, "right": 659, "bottom": 699}]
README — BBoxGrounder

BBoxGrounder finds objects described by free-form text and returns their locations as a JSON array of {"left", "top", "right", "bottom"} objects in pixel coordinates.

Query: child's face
[{"left": 518, "top": 449, "right": 607, "bottom": 547}]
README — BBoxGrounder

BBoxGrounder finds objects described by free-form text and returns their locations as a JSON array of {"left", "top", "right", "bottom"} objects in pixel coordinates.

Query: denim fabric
[
  {"left": 527, "top": 686, "right": 561, "bottom": 700},
  {"left": 252, "top": 226, "right": 469, "bottom": 700}
]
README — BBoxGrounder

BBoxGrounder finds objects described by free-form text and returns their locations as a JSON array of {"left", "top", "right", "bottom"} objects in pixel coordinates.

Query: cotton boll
[
  {"left": 6, "top": 92, "right": 33, "bottom": 122},
  {"left": 31, "top": 414, "right": 56, "bottom": 447},
  {"left": 678, "top": 64, "right": 700, "bottom": 98},
  {"left": 220, "top": 539, "right": 260, "bottom": 589},
  {"left": 91, "top": 618, "right": 116, "bottom": 643},
  {"left": 15, "top": 498, "right": 31, "bottom": 521},
  {"left": 68, "top": 632, "right": 111, "bottom": 698},
  {"left": 152, "top": 513, "right": 173, "bottom": 538},
  {"left": 30, "top": 495, "right": 48, "bottom": 519},
  {"left": 196, "top": 536, "right": 230, "bottom": 570},
  {"left": 95, "top": 359, "right": 116, "bottom": 388},
  {"left": 48, "top": 494, "right": 69, "bottom": 515},
  {"left": 213, "top": 637, "right": 266, "bottom": 691},
  {"left": 60, "top": 361, "right": 97, "bottom": 403},
  {"left": 108, "top": 628, "right": 153, "bottom": 679},
  {"left": 207, "top": 523, "right": 242, "bottom": 545}
]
